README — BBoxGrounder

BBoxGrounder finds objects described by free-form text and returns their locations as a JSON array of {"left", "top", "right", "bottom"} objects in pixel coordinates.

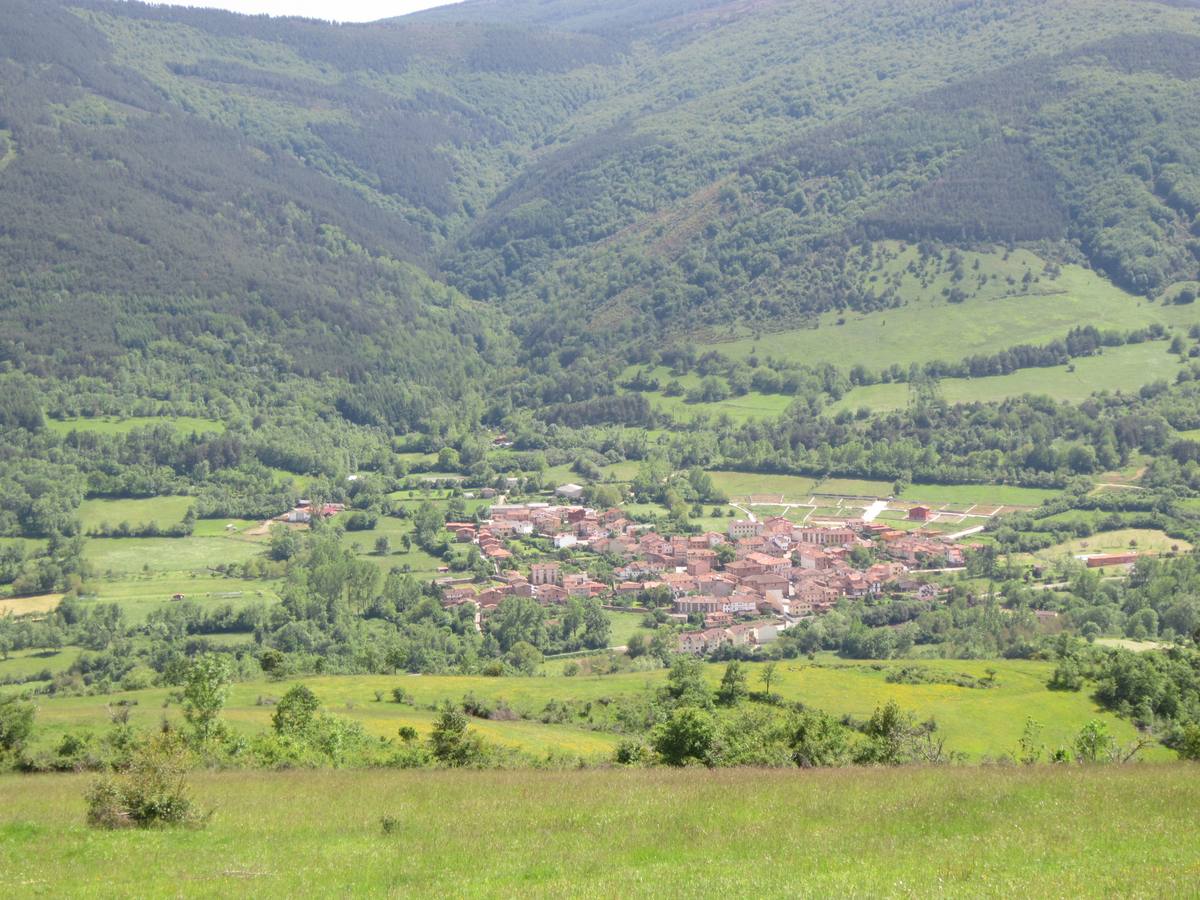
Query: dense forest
[{"left": 2, "top": 0, "right": 1200, "bottom": 426}]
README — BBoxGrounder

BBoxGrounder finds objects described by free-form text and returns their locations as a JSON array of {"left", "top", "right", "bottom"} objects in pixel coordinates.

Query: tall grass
[{"left": 1, "top": 765, "right": 1197, "bottom": 895}]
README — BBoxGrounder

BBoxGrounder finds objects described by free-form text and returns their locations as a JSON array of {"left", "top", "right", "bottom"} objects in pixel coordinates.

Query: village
[{"left": 423, "top": 484, "right": 970, "bottom": 658}]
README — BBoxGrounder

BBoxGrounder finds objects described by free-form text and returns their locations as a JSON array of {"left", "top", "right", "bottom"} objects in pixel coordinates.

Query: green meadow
[
  {"left": 1031, "top": 529, "right": 1192, "bottom": 566},
  {"left": 2, "top": 765, "right": 1197, "bottom": 897},
  {"left": 831, "top": 341, "right": 1186, "bottom": 413},
  {"left": 707, "top": 471, "right": 1055, "bottom": 509},
  {"left": 84, "top": 536, "right": 265, "bottom": 577},
  {"left": 20, "top": 658, "right": 1160, "bottom": 763},
  {"left": 717, "top": 256, "right": 1200, "bottom": 372},
  {"left": 43, "top": 416, "right": 226, "bottom": 437},
  {"left": 77, "top": 496, "right": 194, "bottom": 533}
]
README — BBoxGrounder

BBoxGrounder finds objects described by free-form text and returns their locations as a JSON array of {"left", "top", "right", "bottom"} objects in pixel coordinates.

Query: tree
[
  {"left": 505, "top": 640, "right": 543, "bottom": 675},
  {"left": 0, "top": 694, "right": 35, "bottom": 755},
  {"left": 488, "top": 596, "right": 546, "bottom": 653},
  {"left": 651, "top": 707, "right": 715, "bottom": 766},
  {"left": 759, "top": 661, "right": 779, "bottom": 698},
  {"left": 412, "top": 502, "right": 446, "bottom": 551},
  {"left": 272, "top": 684, "right": 321, "bottom": 737},
  {"left": 789, "top": 709, "right": 849, "bottom": 768},
  {"left": 717, "top": 660, "right": 748, "bottom": 706},
  {"left": 1016, "top": 717, "right": 1043, "bottom": 765},
  {"left": 429, "top": 702, "right": 483, "bottom": 767},
  {"left": 581, "top": 599, "right": 611, "bottom": 649},
  {"left": 1173, "top": 723, "right": 1200, "bottom": 761},
  {"left": 664, "top": 655, "right": 712, "bottom": 708},
  {"left": 1073, "top": 720, "right": 1116, "bottom": 764},
  {"left": 268, "top": 523, "right": 302, "bottom": 562},
  {"left": 182, "top": 654, "right": 232, "bottom": 746},
  {"left": 373, "top": 535, "right": 391, "bottom": 556},
  {"left": 626, "top": 633, "right": 647, "bottom": 658}
]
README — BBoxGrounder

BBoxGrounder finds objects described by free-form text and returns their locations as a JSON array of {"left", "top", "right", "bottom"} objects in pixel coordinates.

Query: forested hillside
[{"left": 2, "top": 0, "right": 1200, "bottom": 515}]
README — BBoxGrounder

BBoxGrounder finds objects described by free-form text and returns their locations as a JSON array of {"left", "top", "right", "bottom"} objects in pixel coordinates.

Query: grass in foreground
[{"left": 1, "top": 765, "right": 1197, "bottom": 897}]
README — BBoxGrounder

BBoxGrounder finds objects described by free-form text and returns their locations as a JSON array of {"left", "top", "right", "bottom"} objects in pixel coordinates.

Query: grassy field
[
  {"left": 831, "top": 341, "right": 1185, "bottom": 413},
  {"left": 78, "top": 574, "right": 279, "bottom": 624},
  {"left": 43, "top": 415, "right": 225, "bottom": 436},
  {"left": 604, "top": 609, "right": 653, "bottom": 648},
  {"left": 85, "top": 536, "right": 266, "bottom": 577},
  {"left": 618, "top": 366, "right": 795, "bottom": 424},
  {"left": 0, "top": 594, "right": 61, "bottom": 617},
  {"left": 77, "top": 496, "right": 194, "bottom": 533},
  {"left": 716, "top": 254, "right": 1200, "bottom": 371},
  {"left": 1, "top": 765, "right": 1197, "bottom": 896},
  {"left": 0, "top": 647, "right": 78, "bottom": 681},
  {"left": 707, "top": 471, "right": 1055, "bottom": 509},
  {"left": 1032, "top": 529, "right": 1191, "bottom": 565},
  {"left": 20, "top": 657, "right": 1160, "bottom": 762}
]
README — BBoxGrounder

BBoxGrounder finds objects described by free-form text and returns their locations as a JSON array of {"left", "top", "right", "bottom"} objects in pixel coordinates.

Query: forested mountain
[{"left": 1, "top": 0, "right": 1199, "bottom": 428}]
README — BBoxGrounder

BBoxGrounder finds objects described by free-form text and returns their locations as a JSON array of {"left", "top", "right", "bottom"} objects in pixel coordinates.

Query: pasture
[
  {"left": 2, "top": 765, "right": 1197, "bottom": 896},
  {"left": 77, "top": 496, "right": 194, "bottom": 533},
  {"left": 830, "top": 340, "right": 1185, "bottom": 413},
  {"left": 1032, "top": 529, "right": 1191, "bottom": 565},
  {"left": 84, "top": 536, "right": 265, "bottom": 577},
  {"left": 716, "top": 256, "right": 1199, "bottom": 372},
  {"left": 43, "top": 415, "right": 225, "bottom": 437}
]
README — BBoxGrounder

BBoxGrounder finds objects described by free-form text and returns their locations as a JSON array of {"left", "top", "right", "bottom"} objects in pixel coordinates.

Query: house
[
  {"left": 553, "top": 533, "right": 578, "bottom": 549},
  {"left": 796, "top": 546, "right": 833, "bottom": 570},
  {"left": 530, "top": 562, "right": 561, "bottom": 586},
  {"left": 1085, "top": 552, "right": 1138, "bottom": 568},
  {"left": 679, "top": 629, "right": 732, "bottom": 655},
  {"left": 675, "top": 595, "right": 724, "bottom": 616},
  {"left": 724, "top": 559, "right": 763, "bottom": 580},
  {"left": 741, "top": 572, "right": 789, "bottom": 596},
  {"left": 728, "top": 519, "right": 763, "bottom": 539},
  {"left": 745, "top": 552, "right": 791, "bottom": 576},
  {"left": 536, "top": 584, "right": 569, "bottom": 604},
  {"left": 908, "top": 505, "right": 932, "bottom": 522},
  {"left": 795, "top": 526, "right": 856, "bottom": 546},
  {"left": 723, "top": 594, "right": 760, "bottom": 615},
  {"left": 555, "top": 483, "right": 585, "bottom": 500}
]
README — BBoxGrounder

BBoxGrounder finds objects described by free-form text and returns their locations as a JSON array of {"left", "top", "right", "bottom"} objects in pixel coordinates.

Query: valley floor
[{"left": 2, "top": 765, "right": 1197, "bottom": 897}]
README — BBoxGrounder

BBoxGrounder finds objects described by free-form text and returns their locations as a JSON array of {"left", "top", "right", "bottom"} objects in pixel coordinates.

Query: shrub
[
  {"left": 380, "top": 815, "right": 402, "bottom": 835},
  {"left": 85, "top": 734, "right": 206, "bottom": 830}
]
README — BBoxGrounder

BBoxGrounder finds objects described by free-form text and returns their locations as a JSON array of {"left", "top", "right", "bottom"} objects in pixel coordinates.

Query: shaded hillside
[{"left": 1, "top": 0, "right": 1199, "bottom": 429}]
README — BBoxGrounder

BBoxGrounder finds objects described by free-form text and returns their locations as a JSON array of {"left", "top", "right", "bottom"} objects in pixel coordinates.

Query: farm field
[
  {"left": 1031, "top": 529, "right": 1191, "bottom": 565},
  {"left": 77, "top": 496, "right": 194, "bottom": 533},
  {"left": 77, "top": 574, "right": 279, "bottom": 624},
  {"left": 716, "top": 257, "right": 1200, "bottom": 371},
  {"left": 646, "top": 388, "right": 794, "bottom": 424},
  {"left": 20, "top": 658, "right": 1160, "bottom": 762},
  {"left": 618, "top": 366, "right": 794, "bottom": 424},
  {"left": 2, "top": 765, "right": 1198, "bottom": 897},
  {"left": 0, "top": 594, "right": 62, "bottom": 617},
  {"left": 43, "top": 416, "right": 226, "bottom": 437},
  {"left": 0, "top": 647, "right": 78, "bottom": 682},
  {"left": 830, "top": 340, "right": 1184, "bottom": 413},
  {"left": 84, "top": 535, "right": 265, "bottom": 577}
]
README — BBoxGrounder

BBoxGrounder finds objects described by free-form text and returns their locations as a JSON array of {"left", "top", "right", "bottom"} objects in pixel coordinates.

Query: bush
[{"left": 85, "top": 734, "right": 206, "bottom": 830}]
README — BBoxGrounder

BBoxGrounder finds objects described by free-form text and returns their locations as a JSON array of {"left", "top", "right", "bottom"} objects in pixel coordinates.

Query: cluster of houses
[
  {"left": 436, "top": 500, "right": 972, "bottom": 657},
  {"left": 277, "top": 500, "right": 346, "bottom": 524}
]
